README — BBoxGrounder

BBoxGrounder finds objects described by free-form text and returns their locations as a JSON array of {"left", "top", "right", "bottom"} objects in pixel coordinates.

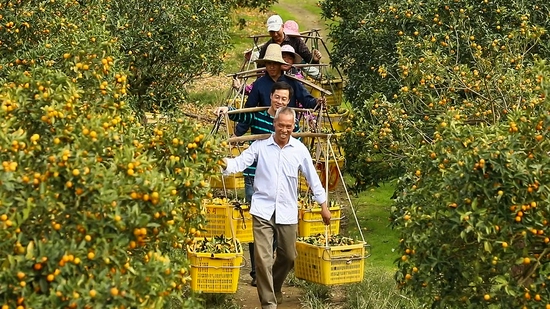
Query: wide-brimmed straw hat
[
  {"left": 255, "top": 44, "right": 288, "bottom": 65},
  {"left": 281, "top": 44, "right": 303, "bottom": 64}
]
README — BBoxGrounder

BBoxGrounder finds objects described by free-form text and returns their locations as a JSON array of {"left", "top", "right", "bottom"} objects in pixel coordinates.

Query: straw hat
[
  {"left": 255, "top": 44, "right": 288, "bottom": 65},
  {"left": 281, "top": 44, "right": 303, "bottom": 64}
]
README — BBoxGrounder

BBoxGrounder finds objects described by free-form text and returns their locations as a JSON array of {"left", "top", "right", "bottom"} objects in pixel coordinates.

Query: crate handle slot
[
  {"left": 190, "top": 264, "right": 243, "bottom": 270},
  {"left": 321, "top": 250, "right": 366, "bottom": 262},
  {"left": 190, "top": 257, "right": 246, "bottom": 269},
  {"left": 301, "top": 216, "right": 345, "bottom": 223},
  {"left": 187, "top": 251, "right": 244, "bottom": 260}
]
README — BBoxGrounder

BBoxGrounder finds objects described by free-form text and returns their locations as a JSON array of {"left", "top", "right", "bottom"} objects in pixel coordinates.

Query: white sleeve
[
  {"left": 223, "top": 141, "right": 259, "bottom": 175},
  {"left": 300, "top": 147, "right": 327, "bottom": 205}
]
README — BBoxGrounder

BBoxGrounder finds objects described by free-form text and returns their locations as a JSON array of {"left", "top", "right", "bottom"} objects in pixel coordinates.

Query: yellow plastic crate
[
  {"left": 298, "top": 157, "right": 345, "bottom": 192},
  {"left": 294, "top": 241, "right": 366, "bottom": 285},
  {"left": 203, "top": 203, "right": 254, "bottom": 243},
  {"left": 310, "top": 79, "right": 344, "bottom": 106},
  {"left": 209, "top": 173, "right": 245, "bottom": 189},
  {"left": 230, "top": 205, "right": 254, "bottom": 243},
  {"left": 203, "top": 204, "right": 228, "bottom": 237},
  {"left": 298, "top": 206, "right": 342, "bottom": 237},
  {"left": 320, "top": 109, "right": 349, "bottom": 132},
  {"left": 187, "top": 244, "right": 243, "bottom": 293},
  {"left": 298, "top": 170, "right": 321, "bottom": 192}
]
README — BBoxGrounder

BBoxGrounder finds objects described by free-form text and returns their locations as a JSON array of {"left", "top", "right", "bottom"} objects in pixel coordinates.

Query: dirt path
[
  {"left": 278, "top": 0, "right": 325, "bottom": 33},
  {"left": 275, "top": 0, "right": 332, "bottom": 63},
  {"left": 234, "top": 248, "right": 304, "bottom": 309}
]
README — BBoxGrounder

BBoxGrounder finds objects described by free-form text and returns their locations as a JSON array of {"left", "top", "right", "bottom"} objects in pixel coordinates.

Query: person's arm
[
  {"left": 234, "top": 123, "right": 249, "bottom": 136},
  {"left": 243, "top": 82, "right": 261, "bottom": 108},
  {"left": 223, "top": 140, "right": 259, "bottom": 175},
  {"left": 214, "top": 107, "right": 254, "bottom": 136},
  {"left": 318, "top": 201, "right": 331, "bottom": 225},
  {"left": 300, "top": 149, "right": 331, "bottom": 225},
  {"left": 228, "top": 110, "right": 255, "bottom": 125},
  {"left": 293, "top": 81, "right": 319, "bottom": 109},
  {"left": 293, "top": 38, "right": 318, "bottom": 64}
]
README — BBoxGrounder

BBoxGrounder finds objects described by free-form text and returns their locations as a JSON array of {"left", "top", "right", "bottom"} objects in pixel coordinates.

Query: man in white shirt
[{"left": 222, "top": 107, "right": 331, "bottom": 309}]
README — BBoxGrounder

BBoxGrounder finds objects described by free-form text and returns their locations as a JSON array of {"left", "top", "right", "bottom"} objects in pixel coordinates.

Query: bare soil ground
[
  {"left": 276, "top": 1, "right": 327, "bottom": 38},
  {"left": 234, "top": 248, "right": 304, "bottom": 309}
]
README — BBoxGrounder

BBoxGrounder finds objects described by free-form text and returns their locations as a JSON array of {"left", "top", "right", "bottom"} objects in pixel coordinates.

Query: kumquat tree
[
  {"left": 0, "top": 0, "right": 228, "bottom": 308},
  {"left": 105, "top": 0, "right": 277, "bottom": 113},
  {"left": 322, "top": 0, "right": 550, "bottom": 307},
  {"left": 106, "top": 0, "right": 234, "bottom": 113},
  {"left": 322, "top": 0, "right": 550, "bottom": 189}
]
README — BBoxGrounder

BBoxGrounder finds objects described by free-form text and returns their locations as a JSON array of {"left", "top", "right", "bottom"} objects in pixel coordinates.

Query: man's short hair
[
  {"left": 271, "top": 81, "right": 294, "bottom": 99},
  {"left": 274, "top": 106, "right": 296, "bottom": 122}
]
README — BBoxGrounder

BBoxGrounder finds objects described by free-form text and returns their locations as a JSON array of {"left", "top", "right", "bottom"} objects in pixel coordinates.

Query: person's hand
[
  {"left": 320, "top": 203, "right": 331, "bottom": 225},
  {"left": 219, "top": 158, "right": 228, "bottom": 170},
  {"left": 313, "top": 49, "right": 322, "bottom": 62},
  {"left": 214, "top": 106, "right": 229, "bottom": 116},
  {"left": 232, "top": 78, "right": 242, "bottom": 90},
  {"left": 316, "top": 96, "right": 326, "bottom": 110},
  {"left": 228, "top": 134, "right": 239, "bottom": 146}
]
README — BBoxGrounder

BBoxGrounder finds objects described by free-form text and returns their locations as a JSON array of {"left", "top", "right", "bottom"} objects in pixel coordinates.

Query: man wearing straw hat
[
  {"left": 221, "top": 107, "right": 331, "bottom": 309},
  {"left": 235, "top": 43, "right": 324, "bottom": 136}
]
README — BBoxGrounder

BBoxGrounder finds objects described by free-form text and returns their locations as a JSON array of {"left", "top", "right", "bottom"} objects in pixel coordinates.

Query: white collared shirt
[{"left": 224, "top": 134, "right": 326, "bottom": 224}]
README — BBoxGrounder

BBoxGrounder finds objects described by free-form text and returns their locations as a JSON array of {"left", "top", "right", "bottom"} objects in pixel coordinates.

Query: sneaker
[
  {"left": 251, "top": 277, "right": 257, "bottom": 287},
  {"left": 275, "top": 291, "right": 283, "bottom": 304}
]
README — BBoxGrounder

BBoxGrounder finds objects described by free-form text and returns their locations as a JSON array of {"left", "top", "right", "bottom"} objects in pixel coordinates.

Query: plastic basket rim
[
  {"left": 186, "top": 238, "right": 243, "bottom": 258},
  {"left": 188, "top": 254, "right": 245, "bottom": 270},
  {"left": 300, "top": 205, "right": 341, "bottom": 213},
  {"left": 187, "top": 251, "right": 244, "bottom": 258},
  {"left": 204, "top": 204, "right": 231, "bottom": 209},
  {"left": 296, "top": 240, "right": 367, "bottom": 254}
]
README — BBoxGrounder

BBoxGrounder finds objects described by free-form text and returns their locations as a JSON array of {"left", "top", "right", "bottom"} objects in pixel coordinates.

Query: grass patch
[
  {"left": 344, "top": 182, "right": 400, "bottom": 270},
  {"left": 269, "top": 8, "right": 295, "bottom": 23},
  {"left": 184, "top": 7, "right": 268, "bottom": 106},
  {"left": 166, "top": 293, "right": 241, "bottom": 309},
  {"left": 185, "top": 85, "right": 227, "bottom": 107},
  {"left": 224, "top": 8, "right": 270, "bottom": 73},
  {"left": 342, "top": 268, "right": 421, "bottom": 309},
  {"left": 291, "top": 264, "right": 422, "bottom": 309}
]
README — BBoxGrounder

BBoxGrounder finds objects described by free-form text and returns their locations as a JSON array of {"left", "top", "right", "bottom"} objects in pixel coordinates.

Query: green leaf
[
  {"left": 25, "top": 241, "right": 35, "bottom": 260},
  {"left": 483, "top": 241, "right": 492, "bottom": 253}
]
